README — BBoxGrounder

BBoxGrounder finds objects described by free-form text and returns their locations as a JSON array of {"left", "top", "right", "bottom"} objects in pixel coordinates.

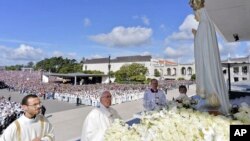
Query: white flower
[
  {"left": 105, "top": 108, "right": 244, "bottom": 141},
  {"left": 233, "top": 102, "right": 250, "bottom": 124}
]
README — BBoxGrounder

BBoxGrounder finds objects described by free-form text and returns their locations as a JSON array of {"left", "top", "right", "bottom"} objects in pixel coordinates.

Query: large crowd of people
[
  {"left": 0, "top": 70, "right": 193, "bottom": 107},
  {"left": 0, "top": 96, "right": 23, "bottom": 134},
  {"left": 0, "top": 70, "right": 193, "bottom": 135}
]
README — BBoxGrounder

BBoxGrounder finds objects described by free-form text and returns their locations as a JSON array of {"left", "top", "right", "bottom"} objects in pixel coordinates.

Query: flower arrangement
[
  {"left": 233, "top": 102, "right": 250, "bottom": 124},
  {"left": 105, "top": 108, "right": 244, "bottom": 141},
  {"left": 175, "top": 96, "right": 198, "bottom": 109}
]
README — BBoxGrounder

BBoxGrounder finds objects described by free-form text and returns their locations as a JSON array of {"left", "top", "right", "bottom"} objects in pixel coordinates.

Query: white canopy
[{"left": 206, "top": 0, "right": 250, "bottom": 42}]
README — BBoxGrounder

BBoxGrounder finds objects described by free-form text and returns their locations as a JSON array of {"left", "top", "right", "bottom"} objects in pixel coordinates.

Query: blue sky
[{"left": 0, "top": 0, "right": 249, "bottom": 66}]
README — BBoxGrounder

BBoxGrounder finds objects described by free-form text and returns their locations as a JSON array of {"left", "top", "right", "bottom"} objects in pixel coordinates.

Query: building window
[
  {"left": 233, "top": 67, "right": 239, "bottom": 74},
  {"left": 242, "top": 77, "right": 247, "bottom": 80},
  {"left": 187, "top": 67, "right": 192, "bottom": 75},
  {"left": 167, "top": 68, "right": 171, "bottom": 76},
  {"left": 242, "top": 66, "right": 248, "bottom": 74},
  {"left": 223, "top": 69, "right": 227, "bottom": 74},
  {"left": 181, "top": 67, "right": 186, "bottom": 75},
  {"left": 173, "top": 68, "right": 176, "bottom": 76},
  {"left": 234, "top": 77, "right": 239, "bottom": 82},
  {"left": 85, "top": 65, "right": 87, "bottom": 70}
]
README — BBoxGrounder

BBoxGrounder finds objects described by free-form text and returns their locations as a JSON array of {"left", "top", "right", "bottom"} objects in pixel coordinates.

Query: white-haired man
[{"left": 81, "top": 90, "right": 121, "bottom": 141}]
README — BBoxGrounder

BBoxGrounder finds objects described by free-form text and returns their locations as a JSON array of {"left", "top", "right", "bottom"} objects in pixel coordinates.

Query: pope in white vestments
[
  {"left": 81, "top": 91, "right": 121, "bottom": 141},
  {"left": 0, "top": 94, "right": 54, "bottom": 141}
]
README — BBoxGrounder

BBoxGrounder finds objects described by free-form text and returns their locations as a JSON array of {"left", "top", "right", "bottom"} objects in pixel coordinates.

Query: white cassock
[
  {"left": 81, "top": 104, "right": 121, "bottom": 141},
  {"left": 0, "top": 114, "right": 54, "bottom": 141}
]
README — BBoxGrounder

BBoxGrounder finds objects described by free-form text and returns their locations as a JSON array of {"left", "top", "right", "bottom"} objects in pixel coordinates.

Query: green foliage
[
  {"left": 5, "top": 65, "right": 24, "bottom": 70},
  {"left": 115, "top": 63, "right": 148, "bottom": 84},
  {"left": 154, "top": 69, "right": 161, "bottom": 77},
  {"left": 178, "top": 77, "right": 185, "bottom": 80},
  {"left": 144, "top": 78, "right": 151, "bottom": 84},
  {"left": 35, "top": 56, "right": 82, "bottom": 73},
  {"left": 109, "top": 71, "right": 115, "bottom": 78},
  {"left": 191, "top": 74, "right": 196, "bottom": 81},
  {"left": 26, "top": 61, "right": 34, "bottom": 68}
]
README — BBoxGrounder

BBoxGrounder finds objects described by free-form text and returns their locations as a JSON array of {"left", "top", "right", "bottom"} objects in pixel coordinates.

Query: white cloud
[
  {"left": 245, "top": 42, "right": 250, "bottom": 54},
  {"left": 141, "top": 16, "right": 150, "bottom": 26},
  {"left": 165, "top": 14, "right": 198, "bottom": 42},
  {"left": 164, "top": 44, "right": 193, "bottom": 59},
  {"left": 52, "top": 51, "right": 64, "bottom": 57},
  {"left": 133, "top": 15, "right": 150, "bottom": 26},
  {"left": 218, "top": 40, "right": 241, "bottom": 59},
  {"left": 9, "top": 44, "right": 43, "bottom": 60},
  {"left": 0, "top": 44, "right": 45, "bottom": 65},
  {"left": 89, "top": 54, "right": 104, "bottom": 59},
  {"left": 179, "top": 14, "right": 198, "bottom": 31},
  {"left": 0, "top": 38, "right": 52, "bottom": 47},
  {"left": 84, "top": 18, "right": 91, "bottom": 27},
  {"left": 141, "top": 51, "right": 151, "bottom": 56},
  {"left": 168, "top": 31, "right": 193, "bottom": 41},
  {"left": 67, "top": 52, "right": 77, "bottom": 58},
  {"left": 163, "top": 43, "right": 194, "bottom": 64},
  {"left": 89, "top": 26, "right": 152, "bottom": 47},
  {"left": 162, "top": 15, "right": 199, "bottom": 63},
  {"left": 234, "top": 54, "right": 246, "bottom": 58},
  {"left": 162, "top": 14, "right": 243, "bottom": 63},
  {"left": 247, "top": 42, "right": 250, "bottom": 47},
  {"left": 0, "top": 46, "right": 10, "bottom": 61},
  {"left": 164, "top": 47, "right": 183, "bottom": 58}
]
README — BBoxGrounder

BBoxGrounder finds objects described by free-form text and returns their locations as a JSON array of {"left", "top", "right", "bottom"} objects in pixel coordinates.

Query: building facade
[
  {"left": 222, "top": 56, "right": 250, "bottom": 83},
  {"left": 82, "top": 55, "right": 195, "bottom": 80}
]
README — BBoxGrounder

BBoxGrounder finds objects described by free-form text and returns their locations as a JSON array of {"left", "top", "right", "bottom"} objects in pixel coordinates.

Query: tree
[
  {"left": 80, "top": 57, "right": 86, "bottom": 64},
  {"left": 26, "top": 61, "right": 34, "bottom": 68},
  {"left": 5, "top": 65, "right": 24, "bottom": 70},
  {"left": 35, "top": 56, "right": 82, "bottom": 73},
  {"left": 154, "top": 69, "right": 161, "bottom": 77},
  {"left": 191, "top": 74, "right": 196, "bottom": 81},
  {"left": 109, "top": 71, "right": 115, "bottom": 78},
  {"left": 115, "top": 63, "right": 148, "bottom": 83}
]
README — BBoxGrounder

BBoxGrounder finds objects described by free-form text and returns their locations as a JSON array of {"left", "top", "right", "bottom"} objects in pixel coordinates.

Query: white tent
[{"left": 206, "top": 0, "right": 250, "bottom": 42}]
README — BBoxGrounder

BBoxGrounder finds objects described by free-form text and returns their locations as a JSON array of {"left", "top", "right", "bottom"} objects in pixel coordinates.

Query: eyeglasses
[{"left": 27, "top": 102, "right": 42, "bottom": 107}]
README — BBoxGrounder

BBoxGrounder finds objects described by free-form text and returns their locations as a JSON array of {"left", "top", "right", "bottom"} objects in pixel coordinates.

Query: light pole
[
  {"left": 108, "top": 55, "right": 111, "bottom": 84},
  {"left": 41, "top": 60, "right": 44, "bottom": 83}
]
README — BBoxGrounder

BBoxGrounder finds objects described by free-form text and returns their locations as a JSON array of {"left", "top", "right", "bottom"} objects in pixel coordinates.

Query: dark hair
[
  {"left": 151, "top": 79, "right": 158, "bottom": 83},
  {"left": 179, "top": 85, "right": 187, "bottom": 91},
  {"left": 21, "top": 94, "right": 38, "bottom": 105}
]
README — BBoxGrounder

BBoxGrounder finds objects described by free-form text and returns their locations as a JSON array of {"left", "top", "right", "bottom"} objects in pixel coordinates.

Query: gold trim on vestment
[
  {"left": 40, "top": 115, "right": 45, "bottom": 137},
  {"left": 14, "top": 120, "right": 21, "bottom": 141}
]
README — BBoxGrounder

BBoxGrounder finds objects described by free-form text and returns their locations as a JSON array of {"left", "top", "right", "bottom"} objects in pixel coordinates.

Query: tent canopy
[{"left": 206, "top": 0, "right": 250, "bottom": 42}]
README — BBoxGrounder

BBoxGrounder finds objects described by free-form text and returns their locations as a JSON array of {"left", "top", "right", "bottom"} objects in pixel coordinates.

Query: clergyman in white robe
[{"left": 0, "top": 114, "right": 54, "bottom": 141}]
